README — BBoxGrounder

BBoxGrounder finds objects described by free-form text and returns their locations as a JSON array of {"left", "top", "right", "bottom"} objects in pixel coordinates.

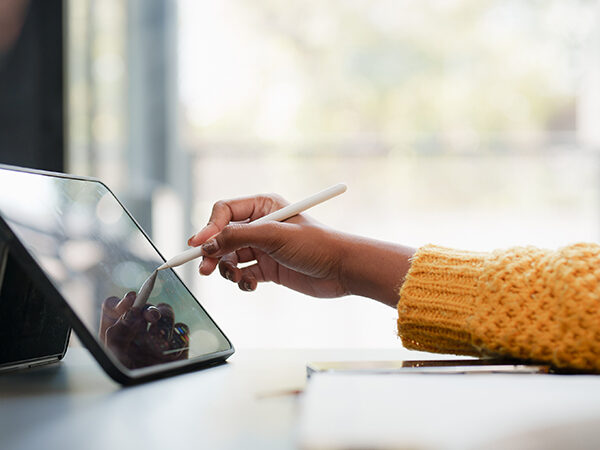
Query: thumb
[{"left": 201, "top": 222, "right": 291, "bottom": 257}]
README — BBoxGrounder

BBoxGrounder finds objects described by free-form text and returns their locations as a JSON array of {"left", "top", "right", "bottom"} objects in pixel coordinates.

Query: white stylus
[{"left": 156, "top": 183, "right": 347, "bottom": 271}]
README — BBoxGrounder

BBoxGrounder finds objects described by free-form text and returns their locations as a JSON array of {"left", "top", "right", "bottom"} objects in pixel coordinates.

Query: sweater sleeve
[{"left": 397, "top": 243, "right": 600, "bottom": 372}]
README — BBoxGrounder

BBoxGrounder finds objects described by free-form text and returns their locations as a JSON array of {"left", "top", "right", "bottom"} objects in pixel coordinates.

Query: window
[{"left": 68, "top": 0, "right": 600, "bottom": 348}]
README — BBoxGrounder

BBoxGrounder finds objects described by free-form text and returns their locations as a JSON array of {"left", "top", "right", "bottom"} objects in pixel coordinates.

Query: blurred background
[{"left": 2, "top": 0, "right": 600, "bottom": 348}]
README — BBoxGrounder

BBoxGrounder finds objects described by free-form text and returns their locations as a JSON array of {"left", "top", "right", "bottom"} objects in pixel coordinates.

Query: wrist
[{"left": 339, "top": 233, "right": 415, "bottom": 307}]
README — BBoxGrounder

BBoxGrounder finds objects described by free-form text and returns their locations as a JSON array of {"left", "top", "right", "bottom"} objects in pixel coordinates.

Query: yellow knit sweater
[{"left": 397, "top": 243, "right": 600, "bottom": 372}]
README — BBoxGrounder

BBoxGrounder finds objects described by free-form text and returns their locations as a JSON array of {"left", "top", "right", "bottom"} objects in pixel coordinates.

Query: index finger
[
  {"left": 188, "top": 194, "right": 288, "bottom": 247},
  {"left": 99, "top": 292, "right": 136, "bottom": 344}
]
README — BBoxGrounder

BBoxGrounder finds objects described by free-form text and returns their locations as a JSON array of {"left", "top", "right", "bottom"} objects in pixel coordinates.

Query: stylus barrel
[{"left": 157, "top": 183, "right": 347, "bottom": 271}]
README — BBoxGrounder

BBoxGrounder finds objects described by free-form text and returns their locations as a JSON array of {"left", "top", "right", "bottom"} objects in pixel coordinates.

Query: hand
[
  {"left": 188, "top": 194, "right": 415, "bottom": 307},
  {"left": 189, "top": 194, "right": 348, "bottom": 298},
  {"left": 99, "top": 292, "right": 190, "bottom": 369}
]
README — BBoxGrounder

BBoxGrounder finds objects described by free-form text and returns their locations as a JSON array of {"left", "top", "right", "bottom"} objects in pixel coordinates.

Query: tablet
[
  {"left": 0, "top": 165, "right": 234, "bottom": 384},
  {"left": 306, "top": 359, "right": 550, "bottom": 377}
]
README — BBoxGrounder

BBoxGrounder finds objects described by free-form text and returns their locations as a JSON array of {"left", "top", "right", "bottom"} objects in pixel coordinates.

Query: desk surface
[
  {"left": 0, "top": 346, "right": 420, "bottom": 450},
  {"left": 4, "top": 346, "right": 600, "bottom": 450}
]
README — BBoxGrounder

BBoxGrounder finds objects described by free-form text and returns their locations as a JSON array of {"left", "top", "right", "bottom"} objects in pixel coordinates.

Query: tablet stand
[{"left": 0, "top": 239, "right": 71, "bottom": 371}]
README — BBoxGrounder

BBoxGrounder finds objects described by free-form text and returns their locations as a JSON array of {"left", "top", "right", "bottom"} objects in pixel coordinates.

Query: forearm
[
  {"left": 398, "top": 243, "right": 600, "bottom": 372},
  {"left": 339, "top": 233, "right": 415, "bottom": 308}
]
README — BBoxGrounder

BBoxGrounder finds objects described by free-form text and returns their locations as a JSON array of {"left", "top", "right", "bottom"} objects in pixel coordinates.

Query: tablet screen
[{"left": 0, "top": 168, "right": 231, "bottom": 371}]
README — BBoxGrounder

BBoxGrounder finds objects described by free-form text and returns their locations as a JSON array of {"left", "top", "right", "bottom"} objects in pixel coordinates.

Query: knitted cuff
[{"left": 397, "top": 244, "right": 486, "bottom": 356}]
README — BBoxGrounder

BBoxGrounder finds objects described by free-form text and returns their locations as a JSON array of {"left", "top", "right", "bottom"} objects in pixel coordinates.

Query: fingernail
[
  {"left": 224, "top": 269, "right": 234, "bottom": 281},
  {"left": 116, "top": 291, "right": 136, "bottom": 310},
  {"left": 242, "top": 281, "right": 252, "bottom": 291},
  {"left": 202, "top": 239, "right": 219, "bottom": 254},
  {"left": 187, "top": 234, "right": 196, "bottom": 246}
]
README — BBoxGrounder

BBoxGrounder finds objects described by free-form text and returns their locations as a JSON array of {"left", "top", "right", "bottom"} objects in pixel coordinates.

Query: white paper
[{"left": 298, "top": 372, "right": 600, "bottom": 449}]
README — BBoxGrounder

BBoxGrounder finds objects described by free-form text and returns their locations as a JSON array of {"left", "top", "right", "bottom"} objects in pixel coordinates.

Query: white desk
[
  {"left": 0, "top": 346, "right": 418, "bottom": 450},
  {"left": 3, "top": 347, "right": 600, "bottom": 450},
  {"left": 300, "top": 371, "right": 600, "bottom": 449}
]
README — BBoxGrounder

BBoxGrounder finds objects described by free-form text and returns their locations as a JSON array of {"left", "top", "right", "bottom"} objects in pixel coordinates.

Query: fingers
[
  {"left": 148, "top": 303, "right": 175, "bottom": 341},
  {"left": 202, "top": 247, "right": 255, "bottom": 277},
  {"left": 142, "top": 305, "right": 161, "bottom": 323},
  {"left": 188, "top": 221, "right": 221, "bottom": 248},
  {"left": 115, "top": 291, "right": 136, "bottom": 315},
  {"left": 155, "top": 303, "right": 175, "bottom": 324},
  {"left": 219, "top": 251, "right": 240, "bottom": 282},
  {"left": 188, "top": 195, "right": 288, "bottom": 247},
  {"left": 203, "top": 222, "right": 296, "bottom": 291},
  {"left": 218, "top": 247, "right": 259, "bottom": 281},
  {"left": 220, "top": 260, "right": 264, "bottom": 292},
  {"left": 102, "top": 291, "right": 135, "bottom": 319},
  {"left": 238, "top": 267, "right": 260, "bottom": 292},
  {"left": 102, "top": 296, "right": 121, "bottom": 312},
  {"left": 201, "top": 222, "right": 290, "bottom": 258},
  {"left": 199, "top": 256, "right": 219, "bottom": 275},
  {"left": 102, "top": 290, "right": 191, "bottom": 368},
  {"left": 104, "top": 300, "right": 157, "bottom": 347},
  {"left": 99, "top": 292, "right": 136, "bottom": 344},
  {"left": 99, "top": 296, "right": 120, "bottom": 344},
  {"left": 105, "top": 305, "right": 146, "bottom": 363},
  {"left": 189, "top": 195, "right": 290, "bottom": 277}
]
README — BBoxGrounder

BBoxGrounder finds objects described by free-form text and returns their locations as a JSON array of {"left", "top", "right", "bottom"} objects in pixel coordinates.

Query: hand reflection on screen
[{"left": 99, "top": 292, "right": 190, "bottom": 369}]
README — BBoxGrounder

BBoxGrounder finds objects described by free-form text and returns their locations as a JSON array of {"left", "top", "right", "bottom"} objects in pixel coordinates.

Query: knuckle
[
  {"left": 211, "top": 200, "right": 229, "bottom": 221},
  {"left": 266, "top": 193, "right": 288, "bottom": 208},
  {"left": 222, "top": 223, "right": 244, "bottom": 236},
  {"left": 218, "top": 227, "right": 230, "bottom": 243},
  {"left": 211, "top": 200, "right": 229, "bottom": 215},
  {"left": 256, "top": 194, "right": 288, "bottom": 214},
  {"left": 218, "top": 223, "right": 245, "bottom": 247},
  {"left": 219, "top": 254, "right": 234, "bottom": 268},
  {"left": 219, "top": 224, "right": 234, "bottom": 239}
]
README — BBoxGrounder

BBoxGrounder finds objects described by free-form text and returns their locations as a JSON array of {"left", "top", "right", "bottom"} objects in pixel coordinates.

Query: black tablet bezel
[{"left": 0, "top": 164, "right": 235, "bottom": 385}]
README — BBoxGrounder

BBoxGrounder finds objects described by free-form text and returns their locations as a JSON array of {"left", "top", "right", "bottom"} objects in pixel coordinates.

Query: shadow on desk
[
  {"left": 0, "top": 357, "right": 117, "bottom": 398},
  {"left": 1, "top": 362, "right": 66, "bottom": 395}
]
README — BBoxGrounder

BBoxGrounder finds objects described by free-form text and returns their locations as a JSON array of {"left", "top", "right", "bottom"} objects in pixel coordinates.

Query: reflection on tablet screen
[{"left": 0, "top": 169, "right": 231, "bottom": 371}]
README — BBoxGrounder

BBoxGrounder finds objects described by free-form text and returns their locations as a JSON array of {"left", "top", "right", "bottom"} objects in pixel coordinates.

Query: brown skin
[
  {"left": 100, "top": 292, "right": 189, "bottom": 369},
  {"left": 188, "top": 194, "right": 415, "bottom": 309}
]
